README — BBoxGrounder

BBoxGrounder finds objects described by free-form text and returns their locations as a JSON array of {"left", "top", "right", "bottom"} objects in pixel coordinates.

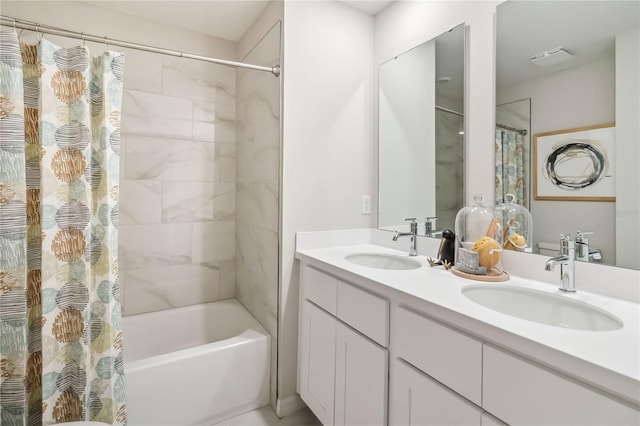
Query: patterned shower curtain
[
  {"left": 495, "top": 128, "right": 527, "bottom": 207},
  {"left": 0, "top": 32, "right": 126, "bottom": 426}
]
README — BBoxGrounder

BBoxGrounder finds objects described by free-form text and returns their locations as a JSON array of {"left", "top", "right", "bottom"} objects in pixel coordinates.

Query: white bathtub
[{"left": 124, "top": 299, "right": 270, "bottom": 426}]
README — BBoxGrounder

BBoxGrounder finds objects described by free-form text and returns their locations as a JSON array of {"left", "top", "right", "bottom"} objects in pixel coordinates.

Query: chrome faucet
[
  {"left": 575, "top": 231, "right": 603, "bottom": 262},
  {"left": 393, "top": 218, "right": 418, "bottom": 256},
  {"left": 544, "top": 234, "right": 576, "bottom": 293},
  {"left": 575, "top": 231, "right": 592, "bottom": 261}
]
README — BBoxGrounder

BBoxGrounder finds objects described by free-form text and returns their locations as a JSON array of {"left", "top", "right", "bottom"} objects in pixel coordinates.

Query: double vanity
[{"left": 295, "top": 229, "right": 640, "bottom": 426}]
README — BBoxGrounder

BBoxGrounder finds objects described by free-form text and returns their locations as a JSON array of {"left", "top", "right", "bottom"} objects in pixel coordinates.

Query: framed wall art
[{"left": 533, "top": 123, "right": 615, "bottom": 201}]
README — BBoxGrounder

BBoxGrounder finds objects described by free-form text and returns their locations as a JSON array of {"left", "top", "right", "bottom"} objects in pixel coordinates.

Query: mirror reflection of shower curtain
[{"left": 495, "top": 129, "right": 527, "bottom": 208}]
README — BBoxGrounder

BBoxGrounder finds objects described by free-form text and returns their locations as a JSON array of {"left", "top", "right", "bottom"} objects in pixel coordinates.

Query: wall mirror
[
  {"left": 495, "top": 0, "right": 639, "bottom": 270},
  {"left": 378, "top": 23, "right": 465, "bottom": 236}
]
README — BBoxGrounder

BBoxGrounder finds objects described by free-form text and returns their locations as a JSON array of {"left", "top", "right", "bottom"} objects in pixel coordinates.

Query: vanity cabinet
[
  {"left": 298, "top": 265, "right": 389, "bottom": 426},
  {"left": 483, "top": 344, "right": 640, "bottom": 426},
  {"left": 297, "top": 259, "right": 639, "bottom": 426},
  {"left": 390, "top": 304, "right": 639, "bottom": 426}
]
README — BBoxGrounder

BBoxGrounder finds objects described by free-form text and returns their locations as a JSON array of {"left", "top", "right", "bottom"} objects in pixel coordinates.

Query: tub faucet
[
  {"left": 393, "top": 218, "right": 418, "bottom": 256},
  {"left": 544, "top": 234, "right": 576, "bottom": 293}
]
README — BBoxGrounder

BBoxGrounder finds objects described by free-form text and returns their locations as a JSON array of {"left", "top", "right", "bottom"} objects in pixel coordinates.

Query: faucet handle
[
  {"left": 424, "top": 217, "right": 438, "bottom": 237},
  {"left": 404, "top": 218, "right": 418, "bottom": 233},
  {"left": 576, "top": 231, "right": 593, "bottom": 242},
  {"left": 575, "top": 231, "right": 592, "bottom": 260},
  {"left": 425, "top": 216, "right": 438, "bottom": 226},
  {"left": 425, "top": 216, "right": 437, "bottom": 225},
  {"left": 559, "top": 234, "right": 574, "bottom": 255}
]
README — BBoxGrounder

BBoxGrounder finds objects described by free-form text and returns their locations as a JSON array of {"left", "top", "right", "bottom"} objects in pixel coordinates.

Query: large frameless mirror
[
  {"left": 378, "top": 23, "right": 465, "bottom": 236},
  {"left": 495, "top": 0, "right": 639, "bottom": 270}
]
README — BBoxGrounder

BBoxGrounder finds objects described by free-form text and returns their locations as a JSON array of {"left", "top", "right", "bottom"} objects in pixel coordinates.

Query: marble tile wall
[
  {"left": 236, "top": 22, "right": 282, "bottom": 407},
  {"left": 120, "top": 49, "right": 238, "bottom": 316}
]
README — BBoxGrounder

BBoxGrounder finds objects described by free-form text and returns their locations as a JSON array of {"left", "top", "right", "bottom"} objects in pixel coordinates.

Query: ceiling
[
  {"left": 341, "top": 0, "right": 394, "bottom": 15},
  {"left": 86, "top": 1, "right": 270, "bottom": 42},
  {"left": 87, "top": 0, "right": 395, "bottom": 42}
]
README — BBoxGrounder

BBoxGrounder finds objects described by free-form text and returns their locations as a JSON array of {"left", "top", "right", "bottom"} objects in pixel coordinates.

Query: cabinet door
[
  {"left": 390, "top": 359, "right": 482, "bottom": 426},
  {"left": 334, "top": 322, "right": 388, "bottom": 426},
  {"left": 299, "top": 301, "right": 336, "bottom": 426}
]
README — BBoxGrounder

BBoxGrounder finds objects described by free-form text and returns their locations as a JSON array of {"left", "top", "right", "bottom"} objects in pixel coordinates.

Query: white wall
[
  {"left": 615, "top": 26, "right": 640, "bottom": 269},
  {"left": 497, "top": 57, "right": 616, "bottom": 262},
  {"left": 280, "top": 0, "right": 375, "bottom": 409}
]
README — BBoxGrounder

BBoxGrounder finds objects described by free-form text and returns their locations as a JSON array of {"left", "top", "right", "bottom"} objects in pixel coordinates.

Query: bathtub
[{"left": 123, "top": 299, "right": 270, "bottom": 426}]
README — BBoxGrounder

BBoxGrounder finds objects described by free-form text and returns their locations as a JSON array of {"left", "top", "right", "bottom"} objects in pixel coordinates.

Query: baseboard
[{"left": 276, "top": 394, "right": 307, "bottom": 418}]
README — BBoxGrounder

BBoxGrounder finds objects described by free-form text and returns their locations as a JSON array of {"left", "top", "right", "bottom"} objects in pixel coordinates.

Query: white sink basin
[
  {"left": 345, "top": 253, "right": 421, "bottom": 270},
  {"left": 461, "top": 285, "right": 623, "bottom": 331}
]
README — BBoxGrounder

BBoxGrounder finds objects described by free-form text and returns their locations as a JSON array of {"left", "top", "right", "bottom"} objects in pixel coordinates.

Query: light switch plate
[{"left": 361, "top": 195, "right": 371, "bottom": 215}]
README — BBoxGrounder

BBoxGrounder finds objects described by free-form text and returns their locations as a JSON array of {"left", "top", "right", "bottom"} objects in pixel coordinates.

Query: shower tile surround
[
  {"left": 236, "top": 23, "right": 282, "bottom": 408},
  {"left": 118, "top": 23, "right": 280, "bottom": 319},
  {"left": 115, "top": 9, "right": 282, "bottom": 405},
  {"left": 119, "top": 55, "right": 239, "bottom": 315}
]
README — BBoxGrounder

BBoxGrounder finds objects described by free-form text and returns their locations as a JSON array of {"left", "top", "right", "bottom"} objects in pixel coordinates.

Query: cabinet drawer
[
  {"left": 303, "top": 266, "right": 338, "bottom": 315},
  {"left": 390, "top": 359, "right": 482, "bottom": 426},
  {"left": 337, "top": 280, "right": 389, "bottom": 346},
  {"left": 394, "top": 306, "right": 482, "bottom": 405},
  {"left": 483, "top": 344, "right": 640, "bottom": 425}
]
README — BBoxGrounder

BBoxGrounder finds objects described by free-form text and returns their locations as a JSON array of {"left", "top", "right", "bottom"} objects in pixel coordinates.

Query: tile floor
[{"left": 214, "top": 406, "right": 321, "bottom": 426}]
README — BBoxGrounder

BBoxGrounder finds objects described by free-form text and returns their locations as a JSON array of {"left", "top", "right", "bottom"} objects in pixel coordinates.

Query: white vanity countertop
[{"left": 295, "top": 242, "right": 640, "bottom": 406}]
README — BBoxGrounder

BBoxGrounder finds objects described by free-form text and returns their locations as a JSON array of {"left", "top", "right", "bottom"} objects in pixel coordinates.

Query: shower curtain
[
  {"left": 0, "top": 32, "right": 126, "bottom": 426},
  {"left": 495, "top": 128, "right": 526, "bottom": 207}
]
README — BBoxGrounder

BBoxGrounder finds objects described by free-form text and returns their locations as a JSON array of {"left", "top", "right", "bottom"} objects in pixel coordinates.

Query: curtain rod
[
  {"left": 496, "top": 123, "right": 528, "bottom": 136},
  {"left": 0, "top": 15, "right": 280, "bottom": 77},
  {"left": 436, "top": 105, "right": 464, "bottom": 117}
]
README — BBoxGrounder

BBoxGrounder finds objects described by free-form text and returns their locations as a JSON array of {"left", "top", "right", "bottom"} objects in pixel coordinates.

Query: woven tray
[{"left": 451, "top": 266, "right": 510, "bottom": 282}]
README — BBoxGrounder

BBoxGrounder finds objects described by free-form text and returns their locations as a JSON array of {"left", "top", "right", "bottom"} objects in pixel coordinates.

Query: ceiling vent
[{"left": 530, "top": 47, "right": 574, "bottom": 67}]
